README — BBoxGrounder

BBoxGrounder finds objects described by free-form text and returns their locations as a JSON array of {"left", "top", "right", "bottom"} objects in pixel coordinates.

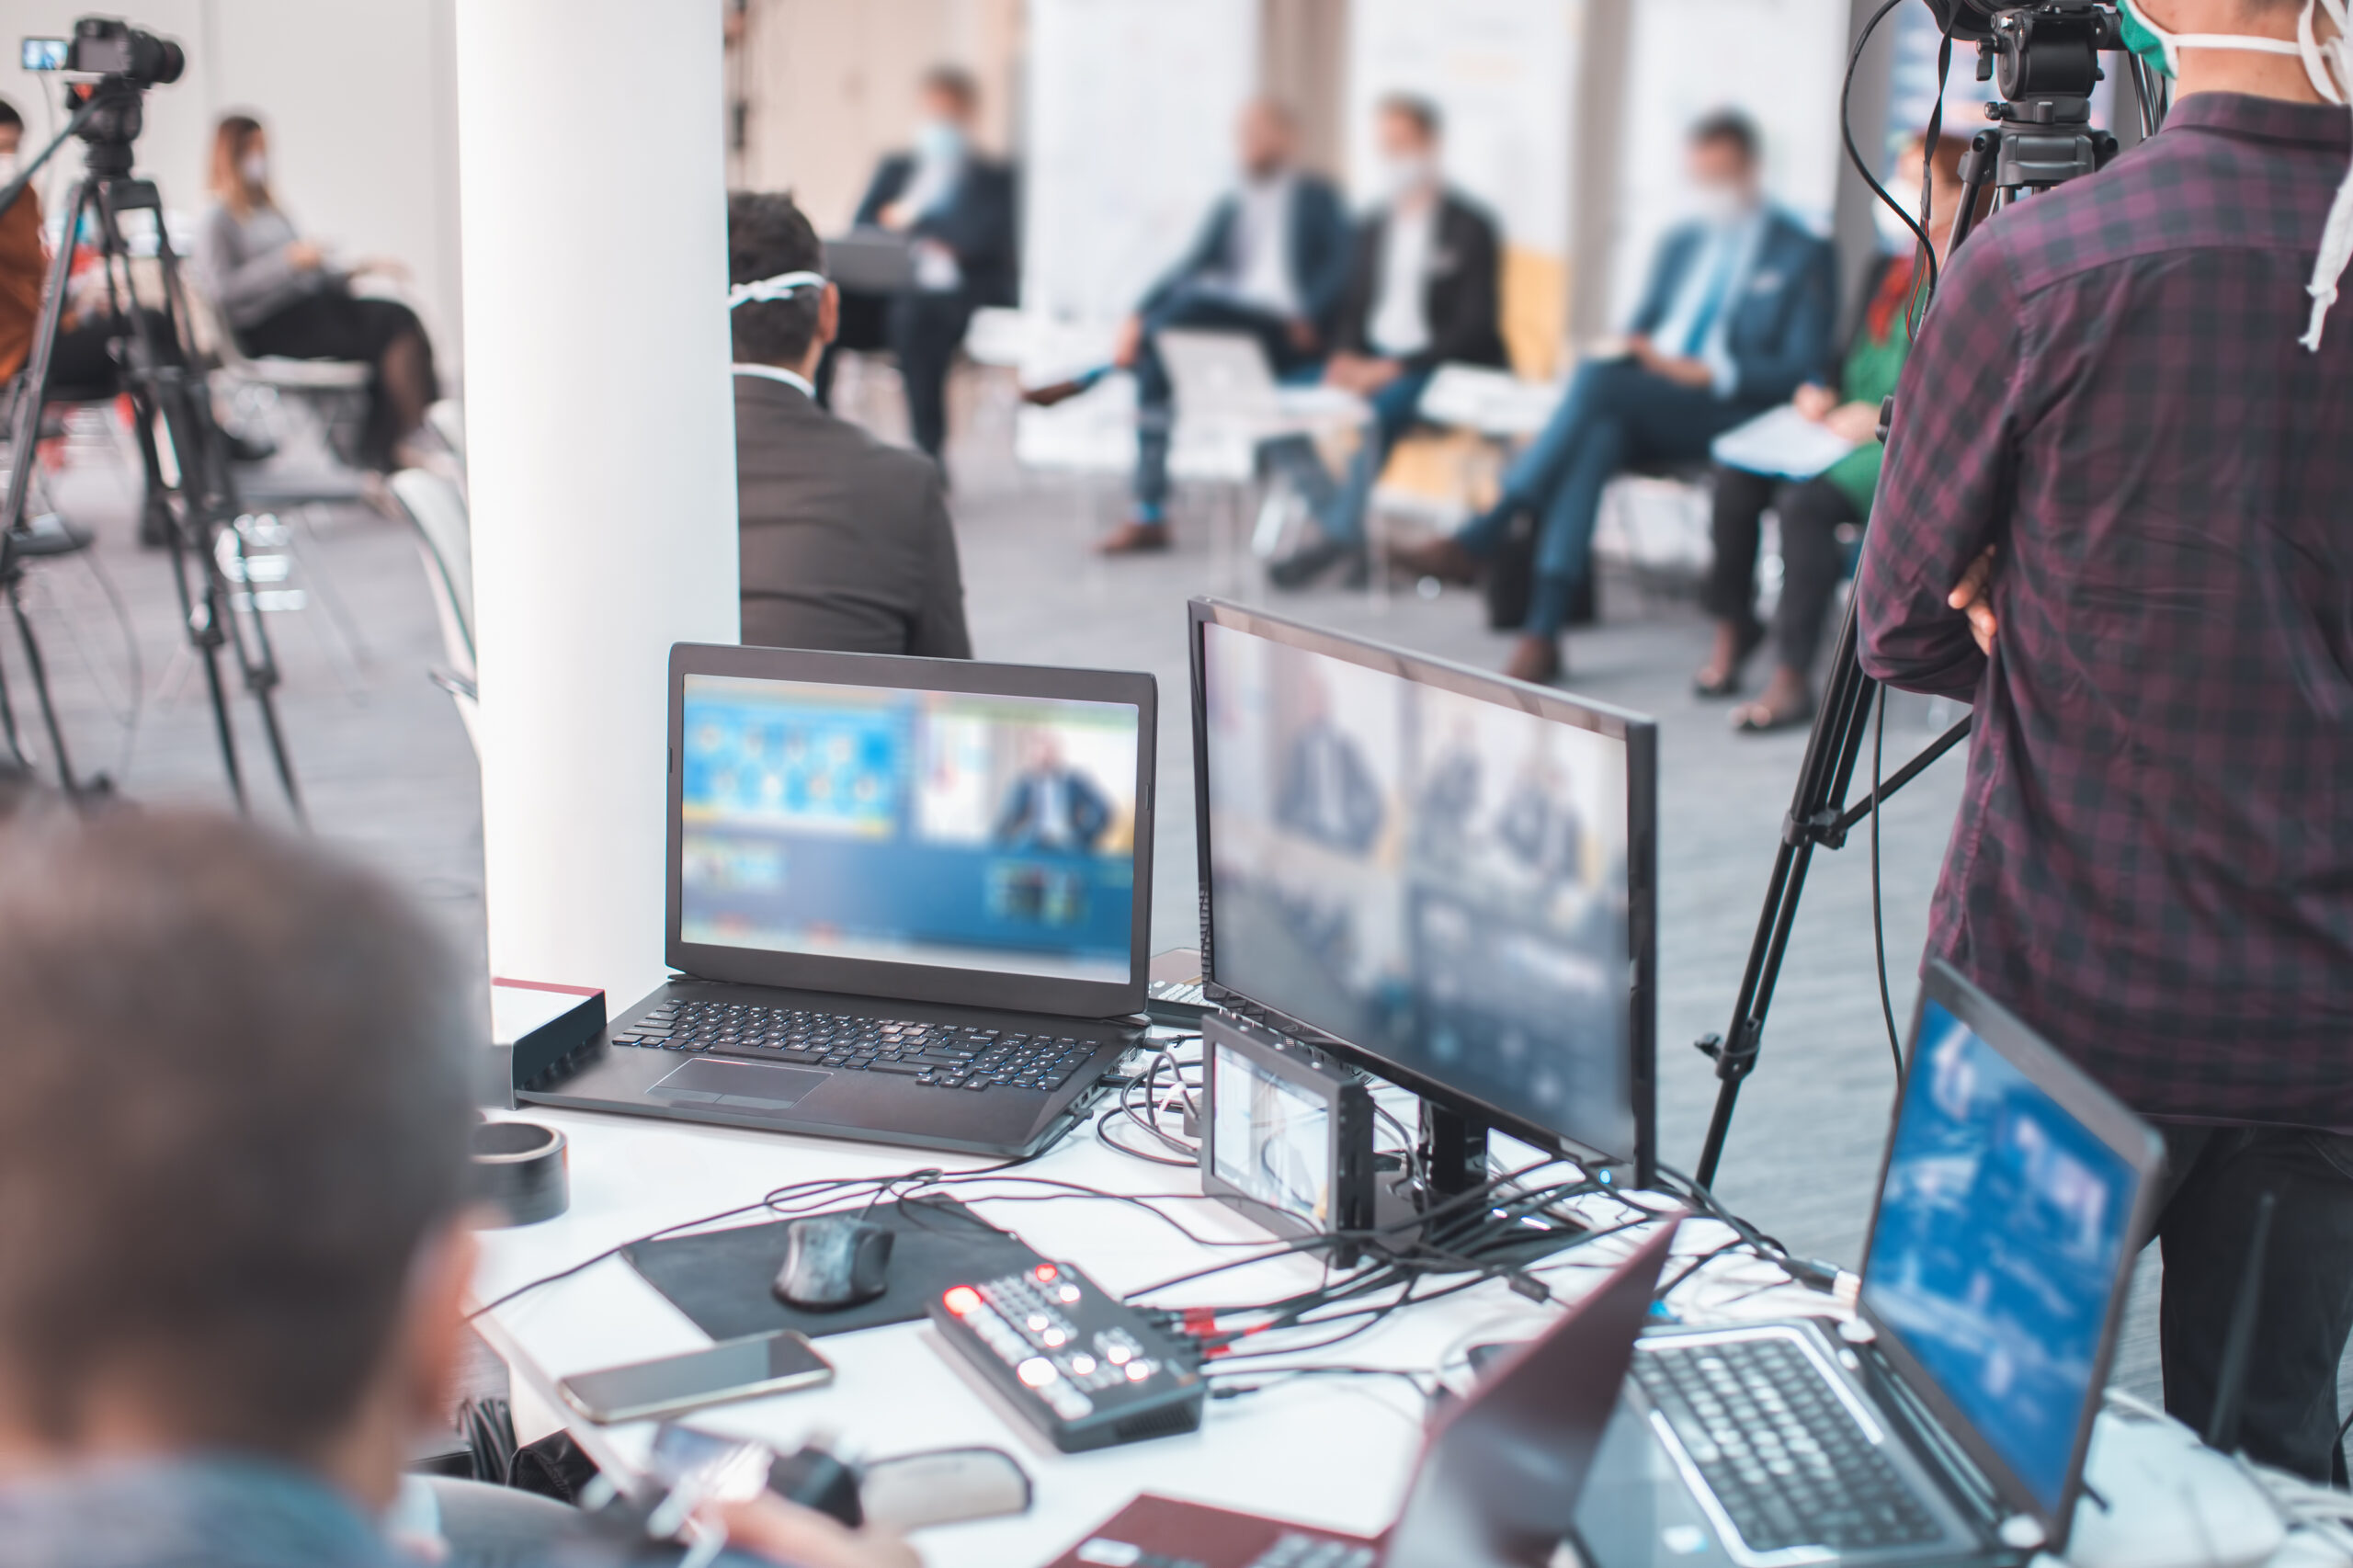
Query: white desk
[
  {"left": 468, "top": 1103, "right": 1809, "bottom": 1568},
  {"left": 471, "top": 1103, "right": 2346, "bottom": 1568}
]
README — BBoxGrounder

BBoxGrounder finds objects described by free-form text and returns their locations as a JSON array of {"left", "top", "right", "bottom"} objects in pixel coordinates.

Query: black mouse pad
[{"left": 622, "top": 1197, "right": 1047, "bottom": 1342}]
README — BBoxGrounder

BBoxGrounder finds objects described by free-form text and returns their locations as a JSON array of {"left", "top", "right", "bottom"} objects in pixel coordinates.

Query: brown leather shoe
[
  {"left": 1096, "top": 518, "right": 1172, "bottom": 556},
  {"left": 1022, "top": 377, "right": 1092, "bottom": 408},
  {"left": 1389, "top": 533, "right": 1482, "bottom": 586},
  {"left": 1504, "top": 634, "right": 1563, "bottom": 686}
]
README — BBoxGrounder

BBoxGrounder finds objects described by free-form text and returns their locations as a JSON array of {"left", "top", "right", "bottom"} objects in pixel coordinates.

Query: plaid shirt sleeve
[{"left": 1856, "top": 230, "right": 2027, "bottom": 702}]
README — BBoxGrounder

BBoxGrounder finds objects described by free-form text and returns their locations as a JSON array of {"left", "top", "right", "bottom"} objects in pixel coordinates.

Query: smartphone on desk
[{"left": 557, "top": 1329, "right": 833, "bottom": 1425}]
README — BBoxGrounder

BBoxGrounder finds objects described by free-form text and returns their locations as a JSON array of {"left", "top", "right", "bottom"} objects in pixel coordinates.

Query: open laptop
[
  {"left": 1045, "top": 1220, "right": 1680, "bottom": 1568},
  {"left": 519, "top": 643, "right": 1156, "bottom": 1159},
  {"left": 1576, "top": 961, "right": 2165, "bottom": 1568},
  {"left": 822, "top": 229, "right": 916, "bottom": 291}
]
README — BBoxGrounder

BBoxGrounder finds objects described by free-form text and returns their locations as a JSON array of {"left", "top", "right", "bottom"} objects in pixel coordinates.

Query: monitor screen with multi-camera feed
[
  {"left": 1199, "top": 618, "right": 1638, "bottom": 1164},
  {"left": 1861, "top": 999, "right": 2141, "bottom": 1513},
  {"left": 679, "top": 673, "right": 1142, "bottom": 985}
]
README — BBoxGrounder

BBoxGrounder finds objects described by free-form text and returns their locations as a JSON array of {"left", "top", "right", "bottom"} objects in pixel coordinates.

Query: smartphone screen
[
  {"left": 21, "top": 39, "right": 68, "bottom": 71},
  {"left": 557, "top": 1330, "right": 832, "bottom": 1424}
]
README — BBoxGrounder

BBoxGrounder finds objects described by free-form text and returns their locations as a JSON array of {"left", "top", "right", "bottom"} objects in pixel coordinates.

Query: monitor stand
[{"left": 1365, "top": 1100, "right": 1586, "bottom": 1270}]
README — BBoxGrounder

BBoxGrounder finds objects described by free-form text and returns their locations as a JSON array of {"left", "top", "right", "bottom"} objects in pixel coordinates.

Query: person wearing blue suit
[
  {"left": 1394, "top": 111, "right": 1836, "bottom": 685},
  {"left": 1031, "top": 100, "right": 1352, "bottom": 556},
  {"left": 843, "top": 66, "right": 1019, "bottom": 471}
]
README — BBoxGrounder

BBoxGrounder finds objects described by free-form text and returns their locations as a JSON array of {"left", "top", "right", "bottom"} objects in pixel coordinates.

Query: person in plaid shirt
[{"left": 1859, "top": 0, "right": 2353, "bottom": 1481}]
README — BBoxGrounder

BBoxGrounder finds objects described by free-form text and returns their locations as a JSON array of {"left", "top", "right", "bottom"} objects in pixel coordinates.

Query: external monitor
[
  {"left": 1188, "top": 598, "right": 1656, "bottom": 1184},
  {"left": 666, "top": 642, "right": 1155, "bottom": 1019},
  {"left": 1859, "top": 960, "right": 2164, "bottom": 1551}
]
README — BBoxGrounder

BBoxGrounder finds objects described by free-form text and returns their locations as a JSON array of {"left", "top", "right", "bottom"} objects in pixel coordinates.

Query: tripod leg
[
  {"left": 8, "top": 572, "right": 85, "bottom": 796},
  {"left": 0, "top": 605, "right": 26, "bottom": 771},
  {"left": 1695, "top": 593, "right": 1884, "bottom": 1188}
]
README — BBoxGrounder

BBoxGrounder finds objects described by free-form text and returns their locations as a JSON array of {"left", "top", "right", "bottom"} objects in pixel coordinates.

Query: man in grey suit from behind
[{"left": 729, "top": 192, "right": 972, "bottom": 658}]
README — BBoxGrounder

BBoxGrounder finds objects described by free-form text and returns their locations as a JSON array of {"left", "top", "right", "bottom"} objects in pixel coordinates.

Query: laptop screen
[
  {"left": 1859, "top": 998, "right": 2141, "bottom": 1513},
  {"left": 678, "top": 673, "right": 1142, "bottom": 985}
]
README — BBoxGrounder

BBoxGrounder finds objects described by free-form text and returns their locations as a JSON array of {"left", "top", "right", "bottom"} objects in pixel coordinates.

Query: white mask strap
[{"left": 726, "top": 271, "right": 825, "bottom": 309}]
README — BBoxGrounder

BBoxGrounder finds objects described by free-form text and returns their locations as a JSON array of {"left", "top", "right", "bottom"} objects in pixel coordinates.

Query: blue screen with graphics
[
  {"left": 1860, "top": 1001, "right": 2140, "bottom": 1511},
  {"left": 678, "top": 674, "right": 1141, "bottom": 984}
]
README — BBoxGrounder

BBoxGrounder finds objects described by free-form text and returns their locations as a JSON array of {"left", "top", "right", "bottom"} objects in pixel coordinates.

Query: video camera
[
  {"left": 20, "top": 17, "right": 184, "bottom": 88},
  {"left": 1923, "top": 1, "right": 2123, "bottom": 100}
]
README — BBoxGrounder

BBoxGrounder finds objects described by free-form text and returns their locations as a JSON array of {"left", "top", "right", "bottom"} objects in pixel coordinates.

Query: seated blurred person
[
  {"left": 994, "top": 730, "right": 1110, "bottom": 853},
  {"left": 1266, "top": 94, "right": 1506, "bottom": 588},
  {"left": 731, "top": 191, "right": 971, "bottom": 659},
  {"left": 1276, "top": 672, "right": 1383, "bottom": 855},
  {"left": 196, "top": 113, "right": 436, "bottom": 472},
  {"left": 1031, "top": 98, "right": 1351, "bottom": 556},
  {"left": 0, "top": 99, "right": 42, "bottom": 388},
  {"left": 1699, "top": 134, "right": 1966, "bottom": 733},
  {"left": 1393, "top": 110, "right": 1836, "bottom": 683},
  {"left": 840, "top": 66, "right": 1017, "bottom": 470},
  {"left": 0, "top": 807, "right": 913, "bottom": 1568}
]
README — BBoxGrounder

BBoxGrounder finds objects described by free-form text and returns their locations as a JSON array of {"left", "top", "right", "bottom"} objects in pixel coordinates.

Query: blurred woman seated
[
  {"left": 1695, "top": 134, "right": 1967, "bottom": 733},
  {"left": 195, "top": 112, "right": 437, "bottom": 471}
]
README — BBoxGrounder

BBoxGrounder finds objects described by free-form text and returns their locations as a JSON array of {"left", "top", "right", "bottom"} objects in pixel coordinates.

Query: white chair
[
  {"left": 388, "top": 467, "right": 477, "bottom": 756},
  {"left": 184, "top": 284, "right": 373, "bottom": 465}
]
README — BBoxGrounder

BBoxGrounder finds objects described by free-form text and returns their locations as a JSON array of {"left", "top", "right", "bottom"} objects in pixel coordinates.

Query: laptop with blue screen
[
  {"left": 519, "top": 643, "right": 1155, "bottom": 1158},
  {"left": 1575, "top": 960, "right": 2164, "bottom": 1567}
]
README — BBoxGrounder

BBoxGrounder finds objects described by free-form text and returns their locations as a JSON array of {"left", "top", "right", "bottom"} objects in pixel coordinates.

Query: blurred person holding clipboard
[{"left": 1696, "top": 135, "right": 1970, "bottom": 732}]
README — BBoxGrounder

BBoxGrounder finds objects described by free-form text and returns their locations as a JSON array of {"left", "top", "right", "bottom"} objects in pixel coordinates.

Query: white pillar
[{"left": 455, "top": 0, "right": 739, "bottom": 1005}]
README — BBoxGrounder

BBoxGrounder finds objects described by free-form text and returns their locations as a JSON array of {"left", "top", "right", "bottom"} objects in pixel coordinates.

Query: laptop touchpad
[{"left": 649, "top": 1057, "right": 828, "bottom": 1113}]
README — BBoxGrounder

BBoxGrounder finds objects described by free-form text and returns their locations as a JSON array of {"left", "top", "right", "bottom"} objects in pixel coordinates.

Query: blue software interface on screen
[
  {"left": 678, "top": 674, "right": 1141, "bottom": 984},
  {"left": 1860, "top": 1001, "right": 2138, "bottom": 1511}
]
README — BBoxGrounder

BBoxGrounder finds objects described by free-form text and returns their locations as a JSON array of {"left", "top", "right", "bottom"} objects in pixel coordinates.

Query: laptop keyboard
[
  {"left": 1633, "top": 1334, "right": 1944, "bottom": 1558},
  {"left": 1244, "top": 1534, "right": 1374, "bottom": 1568},
  {"left": 612, "top": 998, "right": 1103, "bottom": 1093}
]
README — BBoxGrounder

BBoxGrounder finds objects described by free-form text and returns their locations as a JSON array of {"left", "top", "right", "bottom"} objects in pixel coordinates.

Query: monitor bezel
[
  {"left": 1857, "top": 960, "right": 2165, "bottom": 1554},
  {"left": 665, "top": 642, "right": 1155, "bottom": 1018},
  {"left": 1186, "top": 597, "right": 1657, "bottom": 1187}
]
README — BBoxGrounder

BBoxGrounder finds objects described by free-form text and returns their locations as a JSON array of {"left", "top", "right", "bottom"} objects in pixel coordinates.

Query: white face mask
[
  {"left": 1690, "top": 182, "right": 1752, "bottom": 229},
  {"left": 240, "top": 150, "right": 267, "bottom": 187},
  {"left": 1874, "top": 199, "right": 1925, "bottom": 253},
  {"left": 915, "top": 119, "right": 962, "bottom": 165},
  {"left": 0, "top": 153, "right": 18, "bottom": 186},
  {"left": 2120, "top": 0, "right": 2347, "bottom": 100},
  {"left": 1381, "top": 153, "right": 1435, "bottom": 201}
]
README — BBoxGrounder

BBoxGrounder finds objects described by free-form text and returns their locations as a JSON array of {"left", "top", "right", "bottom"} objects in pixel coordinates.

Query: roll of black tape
[{"left": 472, "top": 1119, "right": 569, "bottom": 1228}]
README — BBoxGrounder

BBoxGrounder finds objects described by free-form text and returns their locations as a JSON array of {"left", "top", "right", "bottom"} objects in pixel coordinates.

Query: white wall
[
  {"left": 1343, "top": 0, "right": 1585, "bottom": 257},
  {"left": 1604, "top": 0, "right": 1848, "bottom": 324},
  {"left": 1021, "top": 0, "right": 1259, "bottom": 326},
  {"left": 0, "top": 0, "right": 464, "bottom": 369}
]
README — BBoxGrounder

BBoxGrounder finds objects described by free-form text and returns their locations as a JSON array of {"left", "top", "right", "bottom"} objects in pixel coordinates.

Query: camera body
[{"left": 53, "top": 17, "right": 184, "bottom": 87}]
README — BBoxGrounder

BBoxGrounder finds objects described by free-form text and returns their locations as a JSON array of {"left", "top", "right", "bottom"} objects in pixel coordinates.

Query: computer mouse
[{"left": 773, "top": 1217, "right": 895, "bottom": 1311}]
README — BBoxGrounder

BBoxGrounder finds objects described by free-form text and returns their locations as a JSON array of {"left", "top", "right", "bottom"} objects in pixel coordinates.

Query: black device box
[{"left": 1198, "top": 1013, "right": 1378, "bottom": 1265}]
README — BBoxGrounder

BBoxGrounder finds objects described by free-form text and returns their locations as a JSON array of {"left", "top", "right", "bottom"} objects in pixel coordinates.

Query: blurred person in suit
[
  {"left": 1029, "top": 98, "right": 1352, "bottom": 556},
  {"left": 731, "top": 192, "right": 971, "bottom": 660},
  {"left": 994, "top": 730, "right": 1112, "bottom": 854},
  {"left": 1276, "top": 671, "right": 1384, "bottom": 856},
  {"left": 1265, "top": 95, "right": 1507, "bottom": 589},
  {"left": 1697, "top": 133, "right": 1969, "bottom": 733},
  {"left": 1392, "top": 110, "right": 1836, "bottom": 684},
  {"left": 194, "top": 114, "right": 436, "bottom": 472},
  {"left": 844, "top": 66, "right": 1018, "bottom": 472}
]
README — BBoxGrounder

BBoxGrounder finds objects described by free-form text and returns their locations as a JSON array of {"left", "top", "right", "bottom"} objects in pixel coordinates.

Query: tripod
[
  {"left": 1690, "top": 2, "right": 2153, "bottom": 1187},
  {"left": 0, "top": 74, "right": 302, "bottom": 817}
]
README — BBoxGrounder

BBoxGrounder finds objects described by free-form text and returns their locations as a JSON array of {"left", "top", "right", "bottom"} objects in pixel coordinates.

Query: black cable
[
  {"left": 1843, "top": 0, "right": 1940, "bottom": 309},
  {"left": 1870, "top": 686, "right": 1905, "bottom": 1081}
]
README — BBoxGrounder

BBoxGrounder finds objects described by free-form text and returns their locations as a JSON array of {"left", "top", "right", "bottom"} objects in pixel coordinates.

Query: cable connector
[{"left": 1506, "top": 1271, "right": 1551, "bottom": 1305}]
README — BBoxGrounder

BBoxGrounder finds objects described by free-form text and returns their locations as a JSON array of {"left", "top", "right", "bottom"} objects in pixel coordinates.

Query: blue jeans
[
  {"left": 1133, "top": 286, "right": 1318, "bottom": 513},
  {"left": 1457, "top": 358, "right": 1762, "bottom": 631},
  {"left": 1262, "top": 365, "right": 1436, "bottom": 547}
]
